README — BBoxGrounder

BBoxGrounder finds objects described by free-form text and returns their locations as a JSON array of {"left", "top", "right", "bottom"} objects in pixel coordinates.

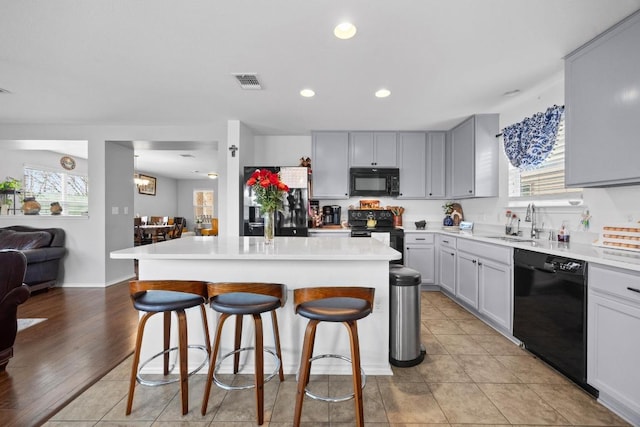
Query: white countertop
[
  {"left": 405, "top": 228, "right": 640, "bottom": 272},
  {"left": 111, "top": 235, "right": 401, "bottom": 261}
]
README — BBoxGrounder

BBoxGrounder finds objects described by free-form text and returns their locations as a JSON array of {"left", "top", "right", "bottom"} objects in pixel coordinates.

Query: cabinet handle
[
  {"left": 442, "top": 240, "right": 449, "bottom": 243},
  {"left": 416, "top": 238, "right": 426, "bottom": 241},
  {"left": 472, "top": 260, "right": 477, "bottom": 264},
  {"left": 450, "top": 253, "right": 455, "bottom": 257},
  {"left": 478, "top": 262, "right": 483, "bottom": 266},
  {"left": 627, "top": 287, "right": 640, "bottom": 294},
  {"left": 429, "top": 192, "right": 432, "bottom": 196},
  {"left": 468, "top": 190, "right": 473, "bottom": 194}
]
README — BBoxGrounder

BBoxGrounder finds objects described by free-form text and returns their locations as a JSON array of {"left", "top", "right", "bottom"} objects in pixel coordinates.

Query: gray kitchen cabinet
[
  {"left": 588, "top": 264, "right": 640, "bottom": 424},
  {"left": 398, "top": 132, "right": 427, "bottom": 199},
  {"left": 565, "top": 11, "right": 640, "bottom": 187},
  {"left": 447, "top": 114, "right": 499, "bottom": 198},
  {"left": 437, "top": 235, "right": 456, "bottom": 295},
  {"left": 404, "top": 233, "right": 435, "bottom": 285},
  {"left": 456, "top": 239, "right": 512, "bottom": 330},
  {"left": 456, "top": 250, "right": 479, "bottom": 309},
  {"left": 426, "top": 132, "right": 446, "bottom": 198},
  {"left": 349, "top": 131, "right": 397, "bottom": 167},
  {"left": 311, "top": 131, "right": 350, "bottom": 199}
]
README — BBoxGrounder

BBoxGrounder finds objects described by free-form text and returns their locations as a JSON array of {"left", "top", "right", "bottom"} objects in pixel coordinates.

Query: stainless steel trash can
[{"left": 389, "top": 265, "right": 425, "bottom": 367}]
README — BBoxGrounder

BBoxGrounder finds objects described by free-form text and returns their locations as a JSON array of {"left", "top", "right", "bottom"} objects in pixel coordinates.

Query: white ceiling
[{"left": 1, "top": 0, "right": 639, "bottom": 179}]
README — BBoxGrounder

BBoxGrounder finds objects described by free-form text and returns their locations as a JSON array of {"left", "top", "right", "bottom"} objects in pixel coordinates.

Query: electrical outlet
[
  {"left": 111, "top": 206, "right": 119, "bottom": 215},
  {"left": 123, "top": 206, "right": 129, "bottom": 215}
]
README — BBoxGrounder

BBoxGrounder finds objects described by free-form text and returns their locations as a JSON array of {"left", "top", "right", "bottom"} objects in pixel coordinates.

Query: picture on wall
[{"left": 137, "top": 175, "right": 156, "bottom": 196}]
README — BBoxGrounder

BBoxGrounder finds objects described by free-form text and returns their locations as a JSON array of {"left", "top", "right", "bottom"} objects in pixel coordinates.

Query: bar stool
[
  {"left": 201, "top": 282, "right": 286, "bottom": 425},
  {"left": 127, "top": 280, "right": 211, "bottom": 416},
  {"left": 293, "top": 286, "right": 375, "bottom": 427}
]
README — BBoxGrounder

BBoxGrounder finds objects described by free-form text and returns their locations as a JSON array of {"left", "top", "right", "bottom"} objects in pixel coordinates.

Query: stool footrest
[
  {"left": 137, "top": 344, "right": 208, "bottom": 387},
  {"left": 213, "top": 346, "right": 281, "bottom": 391},
  {"left": 298, "top": 353, "right": 366, "bottom": 403}
]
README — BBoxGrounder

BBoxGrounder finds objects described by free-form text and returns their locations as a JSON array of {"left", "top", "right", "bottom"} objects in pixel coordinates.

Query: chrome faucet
[{"left": 525, "top": 203, "right": 543, "bottom": 239}]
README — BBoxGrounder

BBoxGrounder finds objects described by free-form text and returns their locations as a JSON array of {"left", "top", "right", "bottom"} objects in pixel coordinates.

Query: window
[
  {"left": 193, "top": 190, "right": 214, "bottom": 221},
  {"left": 24, "top": 166, "right": 89, "bottom": 215},
  {"left": 508, "top": 119, "right": 581, "bottom": 198}
]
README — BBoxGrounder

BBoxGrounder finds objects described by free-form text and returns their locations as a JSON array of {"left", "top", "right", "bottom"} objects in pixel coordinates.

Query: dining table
[{"left": 139, "top": 224, "right": 173, "bottom": 243}]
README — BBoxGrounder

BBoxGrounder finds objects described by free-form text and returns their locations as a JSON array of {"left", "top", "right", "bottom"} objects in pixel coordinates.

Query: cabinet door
[
  {"left": 438, "top": 247, "right": 456, "bottom": 294},
  {"left": 478, "top": 258, "right": 512, "bottom": 331},
  {"left": 349, "top": 132, "right": 397, "bottom": 167},
  {"left": 312, "top": 132, "right": 349, "bottom": 199},
  {"left": 456, "top": 251, "right": 478, "bottom": 309},
  {"left": 426, "top": 132, "right": 446, "bottom": 198},
  {"left": 398, "top": 132, "right": 427, "bottom": 199},
  {"left": 565, "top": 14, "right": 640, "bottom": 187},
  {"left": 373, "top": 132, "right": 398, "bottom": 167},
  {"left": 349, "top": 132, "right": 376, "bottom": 167},
  {"left": 449, "top": 117, "right": 475, "bottom": 198},
  {"left": 405, "top": 245, "right": 435, "bottom": 285},
  {"left": 588, "top": 292, "right": 640, "bottom": 419}
]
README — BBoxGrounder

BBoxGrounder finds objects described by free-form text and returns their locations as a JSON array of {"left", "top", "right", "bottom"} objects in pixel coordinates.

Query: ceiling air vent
[{"left": 233, "top": 73, "right": 262, "bottom": 90}]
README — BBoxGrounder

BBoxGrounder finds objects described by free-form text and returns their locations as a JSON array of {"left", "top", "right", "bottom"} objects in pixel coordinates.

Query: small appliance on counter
[{"left": 322, "top": 205, "right": 342, "bottom": 226}]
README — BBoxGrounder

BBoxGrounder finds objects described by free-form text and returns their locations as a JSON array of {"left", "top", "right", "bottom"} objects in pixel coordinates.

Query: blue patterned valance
[{"left": 502, "top": 105, "right": 564, "bottom": 171}]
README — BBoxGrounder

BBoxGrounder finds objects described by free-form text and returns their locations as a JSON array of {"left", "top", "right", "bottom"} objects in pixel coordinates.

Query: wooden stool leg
[
  {"left": 163, "top": 311, "right": 171, "bottom": 375},
  {"left": 346, "top": 320, "right": 364, "bottom": 427},
  {"left": 126, "top": 312, "right": 154, "bottom": 415},
  {"left": 201, "top": 312, "right": 230, "bottom": 415},
  {"left": 271, "top": 310, "right": 285, "bottom": 382},
  {"left": 253, "top": 314, "right": 264, "bottom": 425},
  {"left": 199, "top": 305, "right": 212, "bottom": 356},
  {"left": 293, "top": 319, "right": 318, "bottom": 427},
  {"left": 233, "top": 315, "right": 243, "bottom": 374},
  {"left": 177, "top": 310, "right": 189, "bottom": 415}
]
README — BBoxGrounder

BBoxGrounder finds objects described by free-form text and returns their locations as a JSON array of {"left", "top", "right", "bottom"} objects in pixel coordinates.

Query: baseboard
[{"left": 57, "top": 275, "right": 135, "bottom": 288}]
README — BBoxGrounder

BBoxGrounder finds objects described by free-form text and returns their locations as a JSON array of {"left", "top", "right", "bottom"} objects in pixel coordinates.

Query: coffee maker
[{"left": 322, "top": 205, "right": 342, "bottom": 225}]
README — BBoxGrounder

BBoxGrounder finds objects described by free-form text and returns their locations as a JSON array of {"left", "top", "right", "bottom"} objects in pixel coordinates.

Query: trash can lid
[{"left": 389, "top": 265, "right": 422, "bottom": 286}]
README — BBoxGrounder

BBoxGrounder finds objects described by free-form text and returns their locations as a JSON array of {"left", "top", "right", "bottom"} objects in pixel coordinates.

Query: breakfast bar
[{"left": 111, "top": 236, "right": 401, "bottom": 376}]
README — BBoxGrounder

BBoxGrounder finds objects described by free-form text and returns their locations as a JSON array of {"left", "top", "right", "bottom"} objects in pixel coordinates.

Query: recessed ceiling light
[
  {"left": 334, "top": 22, "right": 357, "bottom": 40},
  {"left": 300, "top": 89, "right": 315, "bottom": 98},
  {"left": 207, "top": 173, "right": 218, "bottom": 179},
  {"left": 375, "top": 89, "right": 391, "bottom": 98},
  {"left": 503, "top": 89, "right": 521, "bottom": 97}
]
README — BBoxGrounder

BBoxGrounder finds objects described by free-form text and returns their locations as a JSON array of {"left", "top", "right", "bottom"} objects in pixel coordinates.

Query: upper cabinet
[
  {"left": 349, "top": 132, "right": 397, "bottom": 167},
  {"left": 311, "top": 131, "right": 350, "bottom": 199},
  {"left": 447, "top": 114, "right": 499, "bottom": 198},
  {"left": 397, "top": 132, "right": 427, "bottom": 199},
  {"left": 426, "top": 132, "right": 446, "bottom": 198},
  {"left": 397, "top": 131, "right": 446, "bottom": 199},
  {"left": 565, "top": 11, "right": 640, "bottom": 187}
]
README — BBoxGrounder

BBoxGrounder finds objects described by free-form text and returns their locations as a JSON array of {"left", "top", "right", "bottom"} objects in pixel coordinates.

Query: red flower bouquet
[{"left": 246, "top": 169, "right": 289, "bottom": 213}]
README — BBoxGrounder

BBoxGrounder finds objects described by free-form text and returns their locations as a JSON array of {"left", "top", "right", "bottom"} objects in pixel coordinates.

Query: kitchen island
[{"left": 111, "top": 236, "right": 401, "bottom": 375}]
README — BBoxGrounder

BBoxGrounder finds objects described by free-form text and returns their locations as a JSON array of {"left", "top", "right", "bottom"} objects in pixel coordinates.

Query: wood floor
[{"left": 0, "top": 282, "right": 138, "bottom": 427}]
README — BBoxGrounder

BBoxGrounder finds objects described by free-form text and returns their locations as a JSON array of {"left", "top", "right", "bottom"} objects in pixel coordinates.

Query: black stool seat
[
  {"left": 133, "top": 290, "right": 205, "bottom": 313},
  {"left": 210, "top": 292, "right": 280, "bottom": 315},
  {"left": 297, "top": 297, "right": 371, "bottom": 322}
]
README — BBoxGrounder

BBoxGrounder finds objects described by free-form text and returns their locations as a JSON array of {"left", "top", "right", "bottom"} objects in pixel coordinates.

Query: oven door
[{"left": 351, "top": 229, "right": 404, "bottom": 264}]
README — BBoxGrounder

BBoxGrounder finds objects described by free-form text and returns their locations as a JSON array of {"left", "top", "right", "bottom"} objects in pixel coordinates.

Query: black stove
[{"left": 348, "top": 209, "right": 403, "bottom": 264}]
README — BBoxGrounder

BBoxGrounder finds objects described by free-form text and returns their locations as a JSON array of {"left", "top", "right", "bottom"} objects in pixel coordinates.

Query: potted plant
[{"left": 0, "top": 177, "right": 21, "bottom": 193}]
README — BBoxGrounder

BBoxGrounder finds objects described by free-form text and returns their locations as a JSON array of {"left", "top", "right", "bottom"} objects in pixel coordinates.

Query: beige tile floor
[{"left": 45, "top": 291, "right": 630, "bottom": 426}]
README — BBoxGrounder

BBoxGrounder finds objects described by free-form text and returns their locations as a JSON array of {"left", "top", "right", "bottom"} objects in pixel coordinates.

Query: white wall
[
  {"left": 254, "top": 135, "right": 311, "bottom": 166},
  {"left": 133, "top": 172, "right": 178, "bottom": 218}
]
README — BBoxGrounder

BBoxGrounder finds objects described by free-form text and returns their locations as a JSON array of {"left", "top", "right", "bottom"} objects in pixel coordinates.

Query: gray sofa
[{"left": 0, "top": 225, "right": 66, "bottom": 291}]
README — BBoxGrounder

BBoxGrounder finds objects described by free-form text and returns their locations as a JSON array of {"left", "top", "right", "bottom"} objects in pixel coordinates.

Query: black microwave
[{"left": 350, "top": 167, "right": 400, "bottom": 197}]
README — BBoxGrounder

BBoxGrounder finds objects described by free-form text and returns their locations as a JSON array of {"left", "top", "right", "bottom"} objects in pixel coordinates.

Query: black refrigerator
[{"left": 242, "top": 166, "right": 309, "bottom": 237}]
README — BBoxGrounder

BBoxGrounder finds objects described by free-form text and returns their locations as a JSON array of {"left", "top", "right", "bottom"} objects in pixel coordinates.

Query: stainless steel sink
[{"left": 484, "top": 236, "right": 536, "bottom": 243}]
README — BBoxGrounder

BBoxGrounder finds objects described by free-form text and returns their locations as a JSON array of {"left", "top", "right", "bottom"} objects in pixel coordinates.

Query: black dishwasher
[{"left": 513, "top": 248, "right": 597, "bottom": 396}]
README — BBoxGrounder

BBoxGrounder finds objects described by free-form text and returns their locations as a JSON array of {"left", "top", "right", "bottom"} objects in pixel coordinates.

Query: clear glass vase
[{"left": 263, "top": 210, "right": 275, "bottom": 244}]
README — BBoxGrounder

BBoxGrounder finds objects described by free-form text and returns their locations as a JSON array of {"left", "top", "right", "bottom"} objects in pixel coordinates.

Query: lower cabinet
[
  {"left": 404, "top": 232, "right": 435, "bottom": 285},
  {"left": 456, "top": 250, "right": 479, "bottom": 309},
  {"left": 588, "top": 264, "right": 640, "bottom": 425},
  {"left": 455, "top": 239, "right": 512, "bottom": 331},
  {"left": 437, "top": 235, "right": 456, "bottom": 295}
]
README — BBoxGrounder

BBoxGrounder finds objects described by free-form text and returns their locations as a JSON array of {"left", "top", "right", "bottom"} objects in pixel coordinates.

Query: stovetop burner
[{"left": 347, "top": 209, "right": 395, "bottom": 229}]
